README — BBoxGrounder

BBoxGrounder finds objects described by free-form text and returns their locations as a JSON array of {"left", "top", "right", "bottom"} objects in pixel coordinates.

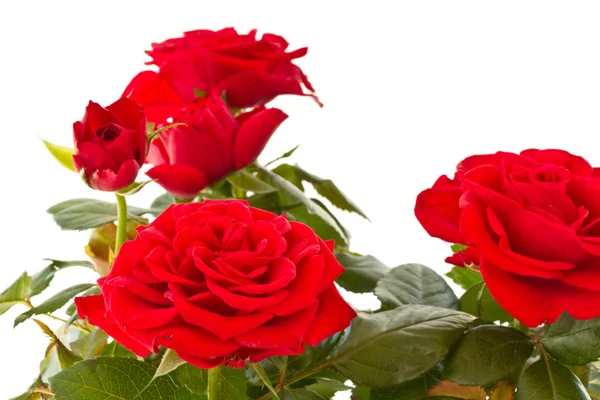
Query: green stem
[
  {"left": 114, "top": 193, "right": 128, "bottom": 256},
  {"left": 207, "top": 365, "right": 222, "bottom": 400}
]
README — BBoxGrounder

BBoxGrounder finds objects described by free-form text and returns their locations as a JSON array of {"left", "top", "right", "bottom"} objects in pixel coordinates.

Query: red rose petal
[{"left": 303, "top": 285, "right": 356, "bottom": 346}]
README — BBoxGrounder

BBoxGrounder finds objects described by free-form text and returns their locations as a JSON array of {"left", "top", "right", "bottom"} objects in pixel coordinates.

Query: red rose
[
  {"left": 72, "top": 98, "right": 147, "bottom": 191},
  {"left": 123, "top": 27, "right": 319, "bottom": 124},
  {"left": 415, "top": 149, "right": 600, "bottom": 327},
  {"left": 75, "top": 200, "right": 356, "bottom": 368},
  {"left": 145, "top": 97, "right": 288, "bottom": 199}
]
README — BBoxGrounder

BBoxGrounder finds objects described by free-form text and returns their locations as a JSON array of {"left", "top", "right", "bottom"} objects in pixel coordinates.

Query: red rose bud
[
  {"left": 415, "top": 149, "right": 600, "bottom": 327},
  {"left": 73, "top": 98, "right": 147, "bottom": 191},
  {"left": 146, "top": 97, "right": 287, "bottom": 199},
  {"left": 75, "top": 200, "right": 356, "bottom": 368},
  {"left": 124, "top": 27, "right": 318, "bottom": 124}
]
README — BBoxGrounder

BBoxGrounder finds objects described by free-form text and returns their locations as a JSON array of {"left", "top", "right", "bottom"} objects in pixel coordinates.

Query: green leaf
[
  {"left": 118, "top": 179, "right": 157, "bottom": 196},
  {"left": 265, "top": 145, "right": 300, "bottom": 167},
  {"left": 588, "top": 362, "right": 600, "bottom": 396},
  {"left": 330, "top": 305, "right": 474, "bottom": 387},
  {"left": 0, "top": 272, "right": 31, "bottom": 316},
  {"left": 272, "top": 164, "right": 304, "bottom": 190},
  {"left": 287, "top": 331, "right": 346, "bottom": 375},
  {"left": 283, "top": 388, "right": 326, "bottom": 400},
  {"left": 515, "top": 357, "right": 590, "bottom": 400},
  {"left": 226, "top": 170, "right": 277, "bottom": 194},
  {"left": 177, "top": 363, "right": 208, "bottom": 398},
  {"left": 460, "top": 281, "right": 512, "bottom": 323},
  {"left": 489, "top": 380, "right": 516, "bottom": 400},
  {"left": 219, "top": 367, "right": 247, "bottom": 400},
  {"left": 41, "top": 138, "right": 76, "bottom": 172},
  {"left": 443, "top": 325, "right": 534, "bottom": 385},
  {"left": 451, "top": 243, "right": 468, "bottom": 253},
  {"left": 370, "top": 367, "right": 441, "bottom": 400},
  {"left": 99, "top": 341, "right": 137, "bottom": 358},
  {"left": 285, "top": 201, "right": 349, "bottom": 248},
  {"left": 15, "top": 283, "right": 95, "bottom": 326},
  {"left": 446, "top": 266, "right": 483, "bottom": 290},
  {"left": 375, "top": 263, "right": 459, "bottom": 310},
  {"left": 294, "top": 165, "right": 369, "bottom": 220},
  {"left": 31, "top": 259, "right": 94, "bottom": 299},
  {"left": 251, "top": 363, "right": 280, "bottom": 399},
  {"left": 352, "top": 386, "right": 372, "bottom": 400},
  {"left": 70, "top": 328, "right": 108, "bottom": 359},
  {"left": 49, "top": 357, "right": 179, "bottom": 400},
  {"left": 155, "top": 349, "right": 187, "bottom": 378},
  {"left": 47, "top": 198, "right": 157, "bottom": 230},
  {"left": 34, "top": 319, "right": 82, "bottom": 369},
  {"left": 542, "top": 313, "right": 600, "bottom": 366},
  {"left": 334, "top": 251, "right": 390, "bottom": 293},
  {"left": 151, "top": 193, "right": 175, "bottom": 211}
]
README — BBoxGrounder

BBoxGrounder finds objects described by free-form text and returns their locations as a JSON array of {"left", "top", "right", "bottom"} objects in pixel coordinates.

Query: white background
[{"left": 2, "top": 1, "right": 600, "bottom": 397}]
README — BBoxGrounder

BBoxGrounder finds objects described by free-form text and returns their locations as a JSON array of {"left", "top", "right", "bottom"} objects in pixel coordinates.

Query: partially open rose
[{"left": 76, "top": 200, "right": 356, "bottom": 368}]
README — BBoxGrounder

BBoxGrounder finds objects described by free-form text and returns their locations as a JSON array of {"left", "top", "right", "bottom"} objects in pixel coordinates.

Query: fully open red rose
[
  {"left": 146, "top": 97, "right": 287, "bottom": 199},
  {"left": 72, "top": 98, "right": 147, "bottom": 191},
  {"left": 75, "top": 200, "right": 355, "bottom": 368},
  {"left": 415, "top": 149, "right": 600, "bottom": 327},
  {"left": 123, "top": 27, "right": 319, "bottom": 124}
]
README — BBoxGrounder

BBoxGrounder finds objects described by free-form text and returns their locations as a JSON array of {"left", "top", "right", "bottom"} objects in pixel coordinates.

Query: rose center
[{"left": 95, "top": 124, "right": 122, "bottom": 142}]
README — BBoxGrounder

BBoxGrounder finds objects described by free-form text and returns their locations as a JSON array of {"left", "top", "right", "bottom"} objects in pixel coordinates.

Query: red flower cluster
[
  {"left": 415, "top": 149, "right": 600, "bottom": 327},
  {"left": 76, "top": 200, "right": 356, "bottom": 368},
  {"left": 73, "top": 27, "right": 316, "bottom": 195}
]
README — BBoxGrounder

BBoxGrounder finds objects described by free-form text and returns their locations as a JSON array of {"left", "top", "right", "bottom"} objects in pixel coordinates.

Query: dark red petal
[
  {"left": 155, "top": 323, "right": 241, "bottom": 358},
  {"left": 167, "top": 290, "right": 273, "bottom": 340},
  {"left": 261, "top": 254, "right": 324, "bottom": 316},
  {"left": 415, "top": 177, "right": 465, "bottom": 244},
  {"left": 106, "top": 97, "right": 145, "bottom": 131},
  {"left": 206, "top": 278, "right": 288, "bottom": 311},
  {"left": 303, "top": 285, "right": 356, "bottom": 346},
  {"left": 75, "top": 294, "right": 150, "bottom": 356},
  {"left": 81, "top": 101, "right": 118, "bottom": 139},
  {"left": 233, "top": 108, "right": 288, "bottom": 169},
  {"left": 481, "top": 259, "right": 600, "bottom": 327},
  {"left": 107, "top": 287, "right": 179, "bottom": 329},
  {"left": 89, "top": 160, "right": 140, "bottom": 192},
  {"left": 235, "top": 303, "right": 318, "bottom": 349},
  {"left": 146, "top": 164, "right": 209, "bottom": 199}
]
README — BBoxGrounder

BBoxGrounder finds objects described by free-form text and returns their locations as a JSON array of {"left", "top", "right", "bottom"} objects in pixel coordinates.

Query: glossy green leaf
[
  {"left": 375, "top": 263, "right": 459, "bottom": 310},
  {"left": 446, "top": 266, "right": 483, "bottom": 290},
  {"left": 154, "top": 349, "right": 187, "bottom": 378},
  {"left": 41, "top": 138, "right": 76, "bottom": 172},
  {"left": 31, "top": 259, "right": 94, "bottom": 299},
  {"left": 70, "top": 328, "right": 108, "bottom": 359},
  {"left": 0, "top": 272, "right": 31, "bottom": 316},
  {"left": 588, "top": 362, "right": 600, "bottom": 396},
  {"left": 99, "top": 341, "right": 137, "bottom": 358},
  {"left": 334, "top": 251, "right": 390, "bottom": 293},
  {"left": 15, "top": 283, "right": 95, "bottom": 326},
  {"left": 542, "top": 313, "right": 600, "bottom": 366},
  {"left": 370, "top": 367, "right": 441, "bottom": 400},
  {"left": 330, "top": 305, "right": 474, "bottom": 387},
  {"left": 258, "top": 168, "right": 350, "bottom": 246},
  {"left": 460, "top": 281, "right": 512, "bottom": 323},
  {"left": 177, "top": 363, "right": 208, "bottom": 398},
  {"left": 443, "top": 325, "right": 533, "bottom": 385},
  {"left": 49, "top": 357, "right": 179, "bottom": 400},
  {"left": 294, "top": 165, "right": 368, "bottom": 220},
  {"left": 227, "top": 170, "right": 277, "bottom": 194},
  {"left": 515, "top": 358, "right": 590, "bottom": 400},
  {"left": 47, "top": 198, "right": 157, "bottom": 230}
]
